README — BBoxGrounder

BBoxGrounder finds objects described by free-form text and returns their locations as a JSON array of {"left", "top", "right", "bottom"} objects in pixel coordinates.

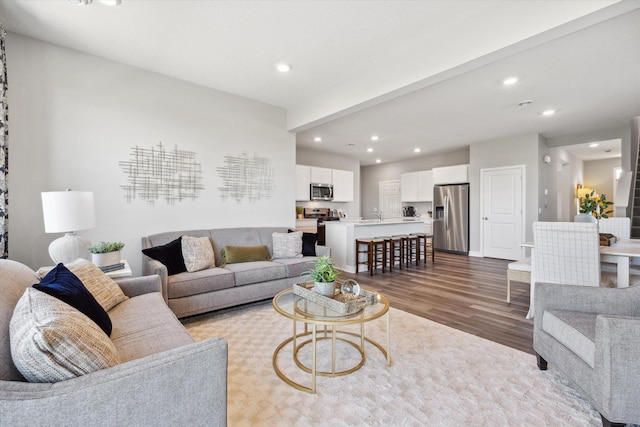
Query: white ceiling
[{"left": 1, "top": 0, "right": 639, "bottom": 166}]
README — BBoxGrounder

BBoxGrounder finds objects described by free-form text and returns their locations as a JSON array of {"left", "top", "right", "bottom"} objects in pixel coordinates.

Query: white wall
[{"left": 7, "top": 34, "right": 295, "bottom": 274}]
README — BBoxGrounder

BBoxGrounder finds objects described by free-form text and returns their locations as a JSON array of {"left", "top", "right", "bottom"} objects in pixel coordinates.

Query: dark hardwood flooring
[{"left": 340, "top": 251, "right": 534, "bottom": 354}]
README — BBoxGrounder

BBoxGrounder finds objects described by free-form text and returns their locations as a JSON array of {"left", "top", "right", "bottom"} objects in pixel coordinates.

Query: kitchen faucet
[{"left": 373, "top": 210, "right": 383, "bottom": 222}]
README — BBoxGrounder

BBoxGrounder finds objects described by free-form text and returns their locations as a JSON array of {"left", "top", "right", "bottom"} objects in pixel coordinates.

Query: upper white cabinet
[
  {"left": 401, "top": 170, "right": 433, "bottom": 202},
  {"left": 310, "top": 167, "right": 332, "bottom": 184},
  {"left": 332, "top": 169, "right": 354, "bottom": 202},
  {"left": 296, "top": 165, "right": 311, "bottom": 201},
  {"left": 432, "top": 164, "right": 469, "bottom": 185}
]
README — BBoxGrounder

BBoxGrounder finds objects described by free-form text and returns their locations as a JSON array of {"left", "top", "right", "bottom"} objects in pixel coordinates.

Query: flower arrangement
[{"left": 579, "top": 191, "right": 613, "bottom": 220}]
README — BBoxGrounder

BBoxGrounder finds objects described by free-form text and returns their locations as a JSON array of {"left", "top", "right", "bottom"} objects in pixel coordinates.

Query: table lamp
[{"left": 41, "top": 190, "right": 96, "bottom": 264}]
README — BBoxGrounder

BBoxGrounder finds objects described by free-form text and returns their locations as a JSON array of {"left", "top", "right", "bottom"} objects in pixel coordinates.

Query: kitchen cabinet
[
  {"left": 296, "top": 165, "right": 311, "bottom": 201},
  {"left": 332, "top": 169, "right": 354, "bottom": 202},
  {"left": 432, "top": 164, "right": 469, "bottom": 185},
  {"left": 401, "top": 170, "right": 433, "bottom": 202},
  {"left": 310, "top": 167, "right": 332, "bottom": 184}
]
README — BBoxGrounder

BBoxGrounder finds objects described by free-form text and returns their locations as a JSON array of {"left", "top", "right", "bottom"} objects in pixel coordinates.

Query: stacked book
[{"left": 99, "top": 262, "right": 125, "bottom": 273}]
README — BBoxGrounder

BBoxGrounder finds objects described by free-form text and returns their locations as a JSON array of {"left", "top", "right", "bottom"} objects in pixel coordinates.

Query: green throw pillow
[{"left": 221, "top": 245, "right": 271, "bottom": 266}]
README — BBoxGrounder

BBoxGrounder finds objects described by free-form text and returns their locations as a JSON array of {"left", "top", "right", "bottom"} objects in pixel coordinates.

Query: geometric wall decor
[
  {"left": 216, "top": 152, "right": 274, "bottom": 203},
  {"left": 119, "top": 142, "right": 204, "bottom": 205}
]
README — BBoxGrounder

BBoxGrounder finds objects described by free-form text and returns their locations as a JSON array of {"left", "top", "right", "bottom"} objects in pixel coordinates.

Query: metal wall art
[
  {"left": 216, "top": 152, "right": 274, "bottom": 203},
  {"left": 120, "top": 142, "right": 204, "bottom": 205}
]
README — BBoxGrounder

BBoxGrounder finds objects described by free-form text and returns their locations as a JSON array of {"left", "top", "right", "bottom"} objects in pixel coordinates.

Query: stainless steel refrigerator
[{"left": 433, "top": 183, "right": 469, "bottom": 255}]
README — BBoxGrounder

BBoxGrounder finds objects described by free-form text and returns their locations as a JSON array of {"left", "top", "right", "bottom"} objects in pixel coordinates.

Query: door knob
[{"left": 483, "top": 217, "right": 488, "bottom": 220}]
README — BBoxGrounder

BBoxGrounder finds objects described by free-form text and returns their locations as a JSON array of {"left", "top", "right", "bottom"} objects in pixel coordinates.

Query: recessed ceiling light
[
  {"left": 370, "top": 135, "right": 379, "bottom": 141},
  {"left": 275, "top": 63, "right": 291, "bottom": 73},
  {"left": 313, "top": 137, "right": 322, "bottom": 142},
  {"left": 99, "top": 0, "right": 121, "bottom": 5},
  {"left": 375, "top": 159, "right": 381, "bottom": 163},
  {"left": 589, "top": 143, "right": 599, "bottom": 148},
  {"left": 367, "top": 148, "right": 374, "bottom": 153},
  {"left": 503, "top": 77, "right": 518, "bottom": 86},
  {"left": 414, "top": 148, "right": 421, "bottom": 153},
  {"left": 542, "top": 109, "right": 556, "bottom": 116}
]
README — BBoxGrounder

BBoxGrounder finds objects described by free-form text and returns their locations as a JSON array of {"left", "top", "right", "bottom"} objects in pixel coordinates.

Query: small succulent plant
[{"left": 88, "top": 241, "right": 125, "bottom": 254}]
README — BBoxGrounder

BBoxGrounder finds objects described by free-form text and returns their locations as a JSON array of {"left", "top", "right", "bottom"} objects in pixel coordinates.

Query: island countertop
[{"left": 325, "top": 219, "right": 426, "bottom": 273}]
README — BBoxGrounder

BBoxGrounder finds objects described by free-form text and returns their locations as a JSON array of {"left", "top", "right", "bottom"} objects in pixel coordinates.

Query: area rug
[{"left": 184, "top": 302, "right": 602, "bottom": 426}]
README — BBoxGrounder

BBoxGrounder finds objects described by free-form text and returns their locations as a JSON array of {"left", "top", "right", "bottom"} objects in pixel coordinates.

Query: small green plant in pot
[
  {"left": 304, "top": 256, "right": 340, "bottom": 297},
  {"left": 88, "top": 241, "right": 125, "bottom": 267},
  {"left": 296, "top": 206, "right": 304, "bottom": 219}
]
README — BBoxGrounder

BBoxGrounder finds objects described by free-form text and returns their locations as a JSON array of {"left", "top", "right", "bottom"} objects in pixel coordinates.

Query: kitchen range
[{"left": 303, "top": 207, "right": 340, "bottom": 245}]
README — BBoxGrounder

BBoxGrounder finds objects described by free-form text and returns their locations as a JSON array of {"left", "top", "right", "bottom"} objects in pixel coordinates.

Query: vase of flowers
[
  {"left": 304, "top": 256, "right": 340, "bottom": 297},
  {"left": 579, "top": 191, "right": 613, "bottom": 220}
]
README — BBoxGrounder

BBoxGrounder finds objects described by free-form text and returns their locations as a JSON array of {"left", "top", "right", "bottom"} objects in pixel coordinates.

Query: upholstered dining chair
[
  {"left": 598, "top": 217, "right": 630, "bottom": 240},
  {"left": 527, "top": 221, "right": 615, "bottom": 319}
]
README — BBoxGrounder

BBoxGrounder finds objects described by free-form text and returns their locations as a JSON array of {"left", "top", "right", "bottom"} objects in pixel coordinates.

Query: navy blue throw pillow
[
  {"left": 141, "top": 236, "right": 187, "bottom": 275},
  {"left": 34, "top": 263, "right": 113, "bottom": 336}
]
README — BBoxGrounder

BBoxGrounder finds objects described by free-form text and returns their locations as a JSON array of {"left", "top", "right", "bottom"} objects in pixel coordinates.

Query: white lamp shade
[{"left": 41, "top": 191, "right": 96, "bottom": 233}]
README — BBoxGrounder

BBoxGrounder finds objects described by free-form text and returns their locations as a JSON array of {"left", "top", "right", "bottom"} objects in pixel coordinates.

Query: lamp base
[{"left": 48, "top": 232, "right": 91, "bottom": 264}]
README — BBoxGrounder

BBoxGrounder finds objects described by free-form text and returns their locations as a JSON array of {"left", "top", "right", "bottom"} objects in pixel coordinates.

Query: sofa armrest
[
  {"left": 315, "top": 245, "right": 331, "bottom": 258},
  {"left": 142, "top": 258, "right": 169, "bottom": 303},
  {"left": 115, "top": 274, "right": 162, "bottom": 298},
  {"left": 533, "top": 282, "right": 640, "bottom": 323},
  {"left": 595, "top": 315, "right": 640, "bottom": 418},
  {"left": 0, "top": 338, "right": 227, "bottom": 427}
]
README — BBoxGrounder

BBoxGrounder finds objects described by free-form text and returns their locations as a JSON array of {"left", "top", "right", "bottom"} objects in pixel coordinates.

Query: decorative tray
[{"left": 292, "top": 282, "right": 377, "bottom": 315}]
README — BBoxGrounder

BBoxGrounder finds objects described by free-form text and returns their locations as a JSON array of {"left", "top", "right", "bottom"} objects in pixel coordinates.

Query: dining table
[{"left": 521, "top": 239, "right": 640, "bottom": 288}]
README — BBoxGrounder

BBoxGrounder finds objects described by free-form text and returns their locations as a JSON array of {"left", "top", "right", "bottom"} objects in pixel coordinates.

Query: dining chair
[
  {"left": 527, "top": 221, "right": 615, "bottom": 319},
  {"left": 598, "top": 217, "right": 630, "bottom": 240}
]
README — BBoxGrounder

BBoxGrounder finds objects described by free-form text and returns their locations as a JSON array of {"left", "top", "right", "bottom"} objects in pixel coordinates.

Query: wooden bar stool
[
  {"left": 387, "top": 235, "right": 406, "bottom": 271},
  {"left": 355, "top": 238, "right": 386, "bottom": 275},
  {"left": 405, "top": 235, "right": 419, "bottom": 266},
  {"left": 412, "top": 232, "right": 435, "bottom": 264}
]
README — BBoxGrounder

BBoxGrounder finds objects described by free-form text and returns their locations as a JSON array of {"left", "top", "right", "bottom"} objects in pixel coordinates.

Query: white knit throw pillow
[
  {"left": 272, "top": 231, "right": 303, "bottom": 259},
  {"left": 181, "top": 236, "right": 216, "bottom": 272}
]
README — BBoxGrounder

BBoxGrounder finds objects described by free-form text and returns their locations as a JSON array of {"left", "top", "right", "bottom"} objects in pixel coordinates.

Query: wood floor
[{"left": 340, "top": 251, "right": 534, "bottom": 354}]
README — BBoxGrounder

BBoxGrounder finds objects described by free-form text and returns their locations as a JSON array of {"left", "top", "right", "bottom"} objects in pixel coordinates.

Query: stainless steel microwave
[{"left": 310, "top": 183, "right": 333, "bottom": 201}]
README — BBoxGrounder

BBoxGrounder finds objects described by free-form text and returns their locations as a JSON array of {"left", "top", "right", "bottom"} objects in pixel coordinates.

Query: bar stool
[
  {"left": 387, "top": 235, "right": 406, "bottom": 272},
  {"left": 412, "top": 232, "right": 435, "bottom": 264},
  {"left": 405, "top": 235, "right": 419, "bottom": 266},
  {"left": 355, "top": 238, "right": 386, "bottom": 275}
]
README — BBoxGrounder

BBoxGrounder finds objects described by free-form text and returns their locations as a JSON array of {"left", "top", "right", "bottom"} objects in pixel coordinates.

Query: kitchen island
[{"left": 325, "top": 219, "right": 425, "bottom": 273}]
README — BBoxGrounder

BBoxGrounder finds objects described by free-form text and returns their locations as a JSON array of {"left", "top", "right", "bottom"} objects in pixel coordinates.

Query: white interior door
[
  {"left": 379, "top": 180, "right": 401, "bottom": 219},
  {"left": 482, "top": 166, "right": 524, "bottom": 260}
]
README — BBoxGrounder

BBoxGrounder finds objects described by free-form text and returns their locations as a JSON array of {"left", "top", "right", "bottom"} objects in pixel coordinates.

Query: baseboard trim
[{"left": 469, "top": 251, "right": 482, "bottom": 257}]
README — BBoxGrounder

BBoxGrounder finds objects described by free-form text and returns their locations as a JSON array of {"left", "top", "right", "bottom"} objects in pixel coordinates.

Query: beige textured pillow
[
  {"left": 181, "top": 236, "right": 215, "bottom": 272},
  {"left": 272, "top": 231, "right": 303, "bottom": 259},
  {"left": 10, "top": 288, "right": 120, "bottom": 383},
  {"left": 66, "top": 259, "right": 128, "bottom": 311}
]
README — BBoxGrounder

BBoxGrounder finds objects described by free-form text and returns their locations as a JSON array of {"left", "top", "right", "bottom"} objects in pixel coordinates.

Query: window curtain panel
[{"left": 0, "top": 25, "right": 8, "bottom": 259}]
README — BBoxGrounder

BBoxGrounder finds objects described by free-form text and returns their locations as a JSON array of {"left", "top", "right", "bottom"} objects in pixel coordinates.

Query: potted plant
[
  {"left": 296, "top": 206, "right": 304, "bottom": 219},
  {"left": 304, "top": 256, "right": 340, "bottom": 297},
  {"left": 88, "top": 241, "right": 125, "bottom": 267}
]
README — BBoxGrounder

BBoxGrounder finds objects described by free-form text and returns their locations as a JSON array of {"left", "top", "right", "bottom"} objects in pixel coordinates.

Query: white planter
[
  {"left": 91, "top": 251, "right": 121, "bottom": 268},
  {"left": 314, "top": 281, "right": 336, "bottom": 297}
]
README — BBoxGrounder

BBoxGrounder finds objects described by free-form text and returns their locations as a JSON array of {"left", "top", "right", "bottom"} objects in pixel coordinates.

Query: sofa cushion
[
  {"left": 34, "top": 263, "right": 112, "bottom": 336},
  {"left": 0, "top": 259, "right": 40, "bottom": 381},
  {"left": 10, "top": 288, "right": 120, "bottom": 383},
  {"left": 181, "top": 235, "right": 215, "bottom": 272},
  {"left": 66, "top": 259, "right": 129, "bottom": 311},
  {"left": 210, "top": 228, "right": 263, "bottom": 266},
  {"left": 142, "top": 236, "right": 187, "bottom": 275},
  {"left": 167, "top": 267, "right": 235, "bottom": 299},
  {"left": 223, "top": 261, "right": 287, "bottom": 286},
  {"left": 221, "top": 245, "right": 271, "bottom": 266},
  {"left": 109, "top": 292, "right": 194, "bottom": 363},
  {"left": 543, "top": 309, "right": 597, "bottom": 368},
  {"left": 272, "top": 257, "right": 318, "bottom": 279},
  {"left": 272, "top": 231, "right": 303, "bottom": 259}
]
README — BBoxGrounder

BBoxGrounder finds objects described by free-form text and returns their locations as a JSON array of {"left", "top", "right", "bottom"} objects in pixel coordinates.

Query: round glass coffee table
[{"left": 272, "top": 285, "right": 390, "bottom": 393}]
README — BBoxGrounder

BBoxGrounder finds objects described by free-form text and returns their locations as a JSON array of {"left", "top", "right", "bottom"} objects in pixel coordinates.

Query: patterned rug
[{"left": 184, "top": 301, "right": 601, "bottom": 426}]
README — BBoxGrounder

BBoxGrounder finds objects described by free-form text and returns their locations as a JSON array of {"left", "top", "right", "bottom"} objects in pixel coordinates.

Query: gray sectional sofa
[
  {"left": 0, "top": 259, "right": 227, "bottom": 427},
  {"left": 142, "top": 227, "right": 330, "bottom": 318}
]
